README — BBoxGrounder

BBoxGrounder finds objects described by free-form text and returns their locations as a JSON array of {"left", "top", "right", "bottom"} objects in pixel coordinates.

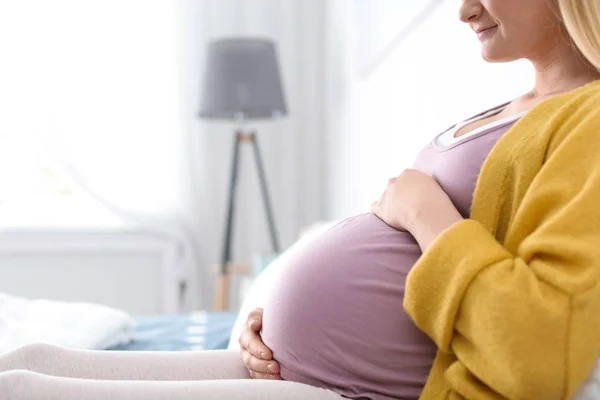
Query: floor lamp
[{"left": 198, "top": 38, "right": 288, "bottom": 311}]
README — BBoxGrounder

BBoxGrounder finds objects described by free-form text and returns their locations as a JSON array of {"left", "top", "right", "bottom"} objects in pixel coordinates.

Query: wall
[{"left": 323, "top": 1, "right": 533, "bottom": 220}]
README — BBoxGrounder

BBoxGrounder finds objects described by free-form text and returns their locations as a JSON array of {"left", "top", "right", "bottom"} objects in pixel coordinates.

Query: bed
[{"left": 108, "top": 311, "right": 238, "bottom": 352}]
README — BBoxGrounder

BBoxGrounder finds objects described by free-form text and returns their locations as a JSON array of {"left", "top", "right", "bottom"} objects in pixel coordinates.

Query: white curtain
[
  {"left": 0, "top": 0, "right": 203, "bottom": 309},
  {"left": 323, "top": 0, "right": 533, "bottom": 220}
]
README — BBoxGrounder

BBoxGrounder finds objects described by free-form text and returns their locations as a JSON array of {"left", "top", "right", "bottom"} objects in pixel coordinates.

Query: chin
[{"left": 481, "top": 49, "right": 518, "bottom": 63}]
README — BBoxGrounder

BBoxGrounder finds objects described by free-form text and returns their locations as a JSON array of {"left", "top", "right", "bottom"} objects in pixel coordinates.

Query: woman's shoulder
[
  {"left": 543, "top": 80, "right": 600, "bottom": 117},
  {"left": 523, "top": 80, "right": 600, "bottom": 151}
]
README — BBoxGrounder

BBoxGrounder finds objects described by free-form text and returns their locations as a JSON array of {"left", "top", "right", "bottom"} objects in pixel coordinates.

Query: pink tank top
[{"left": 261, "top": 110, "right": 521, "bottom": 400}]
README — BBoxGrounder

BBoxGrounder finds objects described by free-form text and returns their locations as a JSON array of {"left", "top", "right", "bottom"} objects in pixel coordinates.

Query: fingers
[
  {"left": 250, "top": 371, "right": 282, "bottom": 380},
  {"left": 247, "top": 308, "right": 264, "bottom": 332},
  {"left": 240, "top": 325, "right": 281, "bottom": 381},
  {"left": 239, "top": 328, "right": 273, "bottom": 360},
  {"left": 239, "top": 307, "right": 281, "bottom": 380},
  {"left": 239, "top": 309, "right": 273, "bottom": 360},
  {"left": 242, "top": 351, "right": 281, "bottom": 380},
  {"left": 242, "top": 350, "right": 281, "bottom": 374}
]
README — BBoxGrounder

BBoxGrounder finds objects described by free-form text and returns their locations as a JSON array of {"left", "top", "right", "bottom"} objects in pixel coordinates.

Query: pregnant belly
[{"left": 261, "top": 213, "right": 437, "bottom": 400}]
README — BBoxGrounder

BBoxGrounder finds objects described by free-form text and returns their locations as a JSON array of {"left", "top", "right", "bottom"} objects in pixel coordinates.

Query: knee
[
  {"left": 17, "top": 342, "right": 63, "bottom": 360},
  {"left": 0, "top": 370, "right": 42, "bottom": 400},
  {"left": 1, "top": 343, "right": 64, "bottom": 372}
]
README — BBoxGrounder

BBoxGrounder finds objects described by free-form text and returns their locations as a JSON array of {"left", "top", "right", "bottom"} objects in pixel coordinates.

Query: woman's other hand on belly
[
  {"left": 372, "top": 169, "right": 463, "bottom": 251},
  {"left": 239, "top": 308, "right": 281, "bottom": 380}
]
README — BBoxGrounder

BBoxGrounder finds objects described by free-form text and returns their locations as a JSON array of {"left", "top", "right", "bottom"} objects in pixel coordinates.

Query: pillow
[{"left": 227, "top": 221, "right": 339, "bottom": 349}]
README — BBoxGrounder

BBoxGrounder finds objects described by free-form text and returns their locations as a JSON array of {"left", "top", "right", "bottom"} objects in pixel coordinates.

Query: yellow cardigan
[{"left": 406, "top": 80, "right": 600, "bottom": 400}]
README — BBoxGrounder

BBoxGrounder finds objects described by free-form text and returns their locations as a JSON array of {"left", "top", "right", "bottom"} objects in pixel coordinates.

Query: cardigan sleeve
[{"left": 404, "top": 120, "right": 600, "bottom": 399}]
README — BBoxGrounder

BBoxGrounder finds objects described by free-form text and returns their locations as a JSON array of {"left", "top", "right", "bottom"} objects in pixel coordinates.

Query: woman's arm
[{"left": 404, "top": 125, "right": 600, "bottom": 399}]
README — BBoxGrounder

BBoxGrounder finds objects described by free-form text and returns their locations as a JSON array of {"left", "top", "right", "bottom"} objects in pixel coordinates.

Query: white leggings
[{"left": 0, "top": 343, "right": 344, "bottom": 400}]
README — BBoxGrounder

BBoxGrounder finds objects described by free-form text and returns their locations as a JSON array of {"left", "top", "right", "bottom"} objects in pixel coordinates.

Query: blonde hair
[{"left": 558, "top": 0, "right": 600, "bottom": 70}]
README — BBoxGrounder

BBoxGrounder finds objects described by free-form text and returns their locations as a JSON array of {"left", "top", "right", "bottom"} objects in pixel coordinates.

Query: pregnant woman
[{"left": 2, "top": 0, "right": 600, "bottom": 399}]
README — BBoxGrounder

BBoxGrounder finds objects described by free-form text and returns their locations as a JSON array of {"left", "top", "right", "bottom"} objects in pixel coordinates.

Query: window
[
  {"left": 0, "top": 133, "right": 126, "bottom": 228},
  {"left": 0, "top": 1, "right": 179, "bottom": 228}
]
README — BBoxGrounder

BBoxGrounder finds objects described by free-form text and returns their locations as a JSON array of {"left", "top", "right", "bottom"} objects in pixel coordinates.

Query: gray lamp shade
[{"left": 198, "top": 38, "right": 288, "bottom": 121}]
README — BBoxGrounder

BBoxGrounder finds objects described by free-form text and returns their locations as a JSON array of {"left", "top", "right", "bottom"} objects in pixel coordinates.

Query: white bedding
[{"left": 0, "top": 292, "right": 134, "bottom": 353}]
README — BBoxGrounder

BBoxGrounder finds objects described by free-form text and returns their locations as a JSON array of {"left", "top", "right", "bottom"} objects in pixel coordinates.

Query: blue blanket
[{"left": 109, "top": 311, "right": 237, "bottom": 352}]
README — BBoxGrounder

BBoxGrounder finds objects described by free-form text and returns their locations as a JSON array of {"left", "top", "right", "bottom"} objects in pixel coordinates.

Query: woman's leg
[
  {"left": 0, "top": 343, "right": 250, "bottom": 381},
  {"left": 0, "top": 370, "right": 344, "bottom": 400}
]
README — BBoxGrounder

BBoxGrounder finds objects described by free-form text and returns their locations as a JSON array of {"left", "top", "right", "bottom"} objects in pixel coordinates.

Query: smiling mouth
[{"left": 476, "top": 25, "right": 498, "bottom": 34}]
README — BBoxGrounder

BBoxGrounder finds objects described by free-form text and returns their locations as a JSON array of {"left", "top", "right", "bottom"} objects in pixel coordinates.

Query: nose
[{"left": 458, "top": 0, "right": 482, "bottom": 23}]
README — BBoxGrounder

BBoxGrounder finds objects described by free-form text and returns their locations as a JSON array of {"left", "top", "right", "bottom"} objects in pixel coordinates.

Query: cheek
[
  {"left": 493, "top": 5, "right": 560, "bottom": 58},
  {"left": 479, "top": 19, "right": 554, "bottom": 62},
  {"left": 481, "top": 0, "right": 557, "bottom": 61},
  {"left": 507, "top": 24, "right": 559, "bottom": 58},
  {"left": 479, "top": 30, "right": 521, "bottom": 62}
]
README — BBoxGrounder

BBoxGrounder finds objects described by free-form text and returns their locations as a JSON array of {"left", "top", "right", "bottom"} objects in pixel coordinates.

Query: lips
[{"left": 476, "top": 25, "right": 498, "bottom": 34}]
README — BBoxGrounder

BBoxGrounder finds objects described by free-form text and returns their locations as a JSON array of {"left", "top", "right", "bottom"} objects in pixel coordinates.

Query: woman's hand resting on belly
[
  {"left": 239, "top": 308, "right": 281, "bottom": 380},
  {"left": 372, "top": 169, "right": 463, "bottom": 251}
]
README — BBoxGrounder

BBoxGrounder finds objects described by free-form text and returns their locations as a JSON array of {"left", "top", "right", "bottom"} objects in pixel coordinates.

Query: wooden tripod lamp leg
[
  {"left": 214, "top": 130, "right": 280, "bottom": 311},
  {"left": 215, "top": 130, "right": 243, "bottom": 312},
  {"left": 250, "top": 132, "right": 281, "bottom": 254},
  {"left": 215, "top": 273, "right": 230, "bottom": 312}
]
